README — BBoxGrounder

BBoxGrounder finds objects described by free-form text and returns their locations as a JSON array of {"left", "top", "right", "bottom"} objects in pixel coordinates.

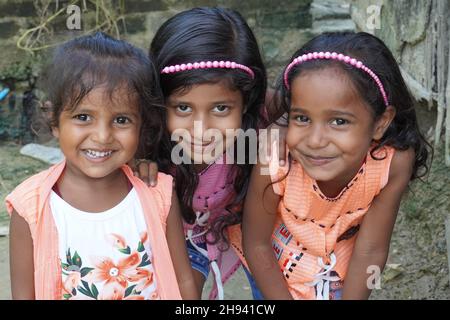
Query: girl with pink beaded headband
[
  {"left": 161, "top": 60, "right": 255, "bottom": 79},
  {"left": 236, "top": 31, "right": 431, "bottom": 301},
  {"left": 283, "top": 51, "right": 389, "bottom": 107},
  {"left": 146, "top": 7, "right": 271, "bottom": 301}
]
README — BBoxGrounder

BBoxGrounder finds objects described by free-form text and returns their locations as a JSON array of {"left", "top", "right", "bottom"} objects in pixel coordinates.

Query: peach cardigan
[{"left": 6, "top": 161, "right": 182, "bottom": 299}]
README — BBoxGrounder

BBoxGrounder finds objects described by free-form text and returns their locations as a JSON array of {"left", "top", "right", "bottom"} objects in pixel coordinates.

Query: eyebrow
[
  {"left": 71, "top": 107, "right": 139, "bottom": 117},
  {"left": 168, "top": 98, "right": 237, "bottom": 105},
  {"left": 68, "top": 107, "right": 93, "bottom": 114},
  {"left": 290, "top": 106, "right": 308, "bottom": 113},
  {"left": 290, "top": 106, "right": 357, "bottom": 118}
]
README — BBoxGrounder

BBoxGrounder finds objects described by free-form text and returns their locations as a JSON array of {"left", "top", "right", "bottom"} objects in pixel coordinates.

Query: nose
[
  {"left": 191, "top": 116, "right": 209, "bottom": 143},
  {"left": 306, "top": 123, "right": 328, "bottom": 149},
  {"left": 91, "top": 121, "right": 114, "bottom": 145}
]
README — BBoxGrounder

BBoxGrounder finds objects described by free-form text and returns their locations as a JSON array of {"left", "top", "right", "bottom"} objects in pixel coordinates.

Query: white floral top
[{"left": 50, "top": 188, "right": 159, "bottom": 300}]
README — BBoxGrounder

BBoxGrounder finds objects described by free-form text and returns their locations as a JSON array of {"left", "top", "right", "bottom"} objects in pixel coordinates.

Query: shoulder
[
  {"left": 5, "top": 166, "right": 55, "bottom": 224},
  {"left": 155, "top": 172, "right": 174, "bottom": 190},
  {"left": 372, "top": 147, "right": 414, "bottom": 196},
  {"left": 11, "top": 166, "right": 53, "bottom": 195},
  {"left": 368, "top": 145, "right": 412, "bottom": 190},
  {"left": 142, "top": 172, "right": 173, "bottom": 207},
  {"left": 149, "top": 172, "right": 174, "bottom": 212},
  {"left": 125, "top": 165, "right": 173, "bottom": 199},
  {"left": 389, "top": 147, "right": 414, "bottom": 183},
  {"left": 127, "top": 170, "right": 174, "bottom": 227}
]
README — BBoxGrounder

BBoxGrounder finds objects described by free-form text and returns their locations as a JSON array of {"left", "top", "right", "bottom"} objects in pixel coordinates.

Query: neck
[
  {"left": 56, "top": 163, "right": 129, "bottom": 212},
  {"left": 194, "top": 163, "right": 210, "bottom": 173},
  {"left": 316, "top": 179, "right": 348, "bottom": 199},
  {"left": 316, "top": 159, "right": 365, "bottom": 199}
]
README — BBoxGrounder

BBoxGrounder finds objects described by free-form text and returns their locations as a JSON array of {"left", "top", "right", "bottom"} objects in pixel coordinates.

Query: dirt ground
[
  {"left": 1, "top": 133, "right": 449, "bottom": 299},
  {"left": 0, "top": 237, "right": 10, "bottom": 299}
]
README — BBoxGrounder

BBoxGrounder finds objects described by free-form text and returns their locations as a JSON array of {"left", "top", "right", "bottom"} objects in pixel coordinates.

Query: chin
[
  {"left": 302, "top": 167, "right": 336, "bottom": 182},
  {"left": 82, "top": 167, "right": 118, "bottom": 179},
  {"left": 182, "top": 146, "right": 224, "bottom": 164},
  {"left": 203, "top": 154, "right": 222, "bottom": 164}
]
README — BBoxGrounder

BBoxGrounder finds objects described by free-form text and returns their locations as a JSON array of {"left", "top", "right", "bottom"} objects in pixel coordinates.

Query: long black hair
[
  {"left": 41, "top": 31, "right": 165, "bottom": 159},
  {"left": 277, "top": 32, "right": 430, "bottom": 180},
  {"left": 150, "top": 7, "right": 267, "bottom": 246}
]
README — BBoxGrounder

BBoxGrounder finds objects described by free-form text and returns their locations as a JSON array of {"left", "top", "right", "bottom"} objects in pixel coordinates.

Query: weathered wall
[
  {"left": 351, "top": 0, "right": 439, "bottom": 102},
  {"left": 0, "top": 0, "right": 315, "bottom": 142},
  {"left": 350, "top": 0, "right": 450, "bottom": 164},
  {"left": 0, "top": 0, "right": 314, "bottom": 85},
  {"left": 1, "top": 0, "right": 361, "bottom": 142},
  {"left": 2, "top": 1, "right": 444, "bottom": 117}
]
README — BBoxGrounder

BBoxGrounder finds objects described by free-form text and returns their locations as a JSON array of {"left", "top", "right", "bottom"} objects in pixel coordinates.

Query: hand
[{"left": 128, "top": 159, "right": 159, "bottom": 187}]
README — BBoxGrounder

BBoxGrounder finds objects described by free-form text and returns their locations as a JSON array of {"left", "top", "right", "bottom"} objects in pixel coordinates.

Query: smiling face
[
  {"left": 286, "top": 67, "right": 393, "bottom": 196},
  {"left": 52, "top": 85, "right": 141, "bottom": 180},
  {"left": 166, "top": 80, "right": 244, "bottom": 165}
]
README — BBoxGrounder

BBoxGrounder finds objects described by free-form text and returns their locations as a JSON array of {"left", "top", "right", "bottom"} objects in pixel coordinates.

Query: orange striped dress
[{"left": 229, "top": 145, "right": 395, "bottom": 299}]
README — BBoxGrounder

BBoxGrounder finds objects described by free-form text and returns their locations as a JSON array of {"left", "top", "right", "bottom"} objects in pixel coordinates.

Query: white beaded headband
[
  {"left": 161, "top": 60, "right": 255, "bottom": 79},
  {"left": 283, "top": 51, "right": 389, "bottom": 106}
]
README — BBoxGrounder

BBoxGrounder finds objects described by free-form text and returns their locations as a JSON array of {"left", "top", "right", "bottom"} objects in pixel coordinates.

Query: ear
[
  {"left": 40, "top": 100, "right": 59, "bottom": 138},
  {"left": 52, "top": 126, "right": 60, "bottom": 139},
  {"left": 372, "top": 105, "right": 396, "bottom": 141}
]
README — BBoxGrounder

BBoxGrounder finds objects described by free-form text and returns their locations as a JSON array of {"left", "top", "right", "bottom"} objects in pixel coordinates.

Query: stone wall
[
  {"left": 350, "top": 0, "right": 450, "bottom": 164},
  {"left": 0, "top": 0, "right": 315, "bottom": 86},
  {"left": 0, "top": 0, "right": 360, "bottom": 142},
  {"left": 351, "top": 0, "right": 437, "bottom": 103},
  {"left": 0, "top": 0, "right": 316, "bottom": 142},
  {"left": 2, "top": 1, "right": 444, "bottom": 105}
]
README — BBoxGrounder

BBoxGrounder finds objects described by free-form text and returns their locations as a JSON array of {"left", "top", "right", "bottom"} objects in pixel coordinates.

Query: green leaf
[
  {"left": 77, "top": 286, "right": 92, "bottom": 298},
  {"left": 80, "top": 267, "right": 94, "bottom": 277},
  {"left": 61, "top": 262, "right": 70, "bottom": 271},
  {"left": 81, "top": 280, "right": 88, "bottom": 288},
  {"left": 137, "top": 252, "right": 150, "bottom": 267},
  {"left": 72, "top": 251, "right": 82, "bottom": 267},
  {"left": 137, "top": 241, "right": 144, "bottom": 252},
  {"left": 118, "top": 246, "right": 131, "bottom": 254},
  {"left": 124, "top": 285, "right": 137, "bottom": 298},
  {"left": 63, "top": 293, "right": 72, "bottom": 300},
  {"left": 66, "top": 248, "right": 72, "bottom": 265},
  {"left": 138, "top": 252, "right": 151, "bottom": 268},
  {"left": 81, "top": 280, "right": 92, "bottom": 295},
  {"left": 138, "top": 260, "right": 151, "bottom": 267},
  {"left": 91, "top": 284, "right": 99, "bottom": 299}
]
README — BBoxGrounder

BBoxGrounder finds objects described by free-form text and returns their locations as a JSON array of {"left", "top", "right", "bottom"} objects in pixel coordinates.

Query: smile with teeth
[{"left": 84, "top": 149, "right": 114, "bottom": 159}]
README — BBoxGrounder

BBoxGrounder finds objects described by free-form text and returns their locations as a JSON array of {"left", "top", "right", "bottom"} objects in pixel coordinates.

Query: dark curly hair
[{"left": 41, "top": 31, "right": 165, "bottom": 160}]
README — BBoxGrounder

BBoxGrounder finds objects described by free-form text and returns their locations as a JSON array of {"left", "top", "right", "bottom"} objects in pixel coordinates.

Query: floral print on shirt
[{"left": 60, "top": 232, "right": 159, "bottom": 300}]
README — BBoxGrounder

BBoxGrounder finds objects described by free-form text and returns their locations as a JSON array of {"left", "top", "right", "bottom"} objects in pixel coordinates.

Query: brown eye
[
  {"left": 331, "top": 118, "right": 349, "bottom": 126},
  {"left": 177, "top": 105, "right": 192, "bottom": 112},
  {"left": 115, "top": 116, "right": 131, "bottom": 125},
  {"left": 293, "top": 115, "right": 309, "bottom": 123},
  {"left": 213, "top": 105, "right": 229, "bottom": 112},
  {"left": 73, "top": 114, "right": 90, "bottom": 121}
]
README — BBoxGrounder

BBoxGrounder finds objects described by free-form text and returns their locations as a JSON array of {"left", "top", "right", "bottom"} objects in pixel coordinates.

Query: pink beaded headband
[
  {"left": 161, "top": 60, "right": 255, "bottom": 79},
  {"left": 283, "top": 51, "right": 389, "bottom": 106}
]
